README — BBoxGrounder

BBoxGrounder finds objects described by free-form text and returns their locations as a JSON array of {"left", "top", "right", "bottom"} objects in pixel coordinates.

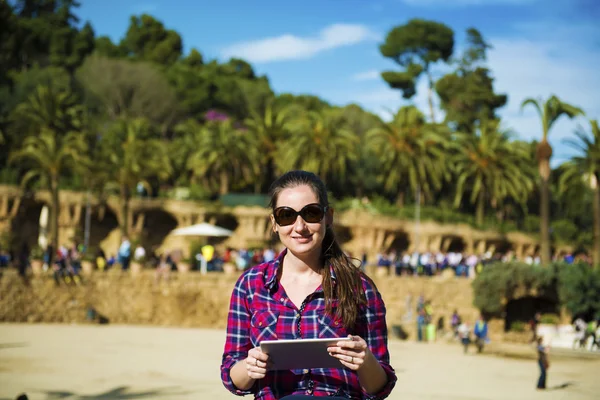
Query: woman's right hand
[{"left": 245, "top": 347, "right": 270, "bottom": 379}]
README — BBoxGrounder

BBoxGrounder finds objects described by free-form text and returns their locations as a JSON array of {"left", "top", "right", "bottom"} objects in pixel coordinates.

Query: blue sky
[{"left": 77, "top": 0, "right": 600, "bottom": 165}]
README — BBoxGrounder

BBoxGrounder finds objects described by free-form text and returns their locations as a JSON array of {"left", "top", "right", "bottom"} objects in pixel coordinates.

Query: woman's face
[{"left": 271, "top": 185, "right": 332, "bottom": 258}]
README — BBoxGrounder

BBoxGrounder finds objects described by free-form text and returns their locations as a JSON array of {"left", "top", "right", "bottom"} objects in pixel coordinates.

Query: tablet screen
[{"left": 260, "top": 337, "right": 351, "bottom": 370}]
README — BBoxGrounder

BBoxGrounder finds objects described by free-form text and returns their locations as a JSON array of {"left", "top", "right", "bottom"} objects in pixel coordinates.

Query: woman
[{"left": 221, "top": 170, "right": 397, "bottom": 399}]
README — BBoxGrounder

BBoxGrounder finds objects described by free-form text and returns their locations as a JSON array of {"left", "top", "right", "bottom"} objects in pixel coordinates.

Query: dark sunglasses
[{"left": 273, "top": 203, "right": 328, "bottom": 226}]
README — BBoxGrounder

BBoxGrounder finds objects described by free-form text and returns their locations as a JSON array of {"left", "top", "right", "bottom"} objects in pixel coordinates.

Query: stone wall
[{"left": 0, "top": 269, "right": 480, "bottom": 339}]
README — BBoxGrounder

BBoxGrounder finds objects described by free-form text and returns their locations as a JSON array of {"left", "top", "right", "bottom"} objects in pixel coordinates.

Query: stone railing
[{"left": 0, "top": 268, "right": 480, "bottom": 337}]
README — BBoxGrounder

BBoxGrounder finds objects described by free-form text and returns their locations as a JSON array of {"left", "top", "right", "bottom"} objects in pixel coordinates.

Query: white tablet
[{"left": 260, "top": 337, "right": 351, "bottom": 370}]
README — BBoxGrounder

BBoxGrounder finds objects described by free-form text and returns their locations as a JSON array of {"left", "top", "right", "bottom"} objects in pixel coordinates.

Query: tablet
[{"left": 260, "top": 337, "right": 351, "bottom": 370}]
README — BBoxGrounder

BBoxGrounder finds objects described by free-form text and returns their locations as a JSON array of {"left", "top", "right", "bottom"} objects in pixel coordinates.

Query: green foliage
[
  {"left": 558, "top": 262, "right": 600, "bottom": 320},
  {"left": 472, "top": 262, "right": 557, "bottom": 315},
  {"left": 551, "top": 219, "right": 579, "bottom": 244},
  {"left": 473, "top": 262, "right": 600, "bottom": 321},
  {"left": 510, "top": 321, "right": 526, "bottom": 332},
  {"left": 120, "top": 14, "right": 182, "bottom": 65},
  {"left": 539, "top": 314, "right": 559, "bottom": 324},
  {"left": 30, "top": 244, "right": 45, "bottom": 260}
]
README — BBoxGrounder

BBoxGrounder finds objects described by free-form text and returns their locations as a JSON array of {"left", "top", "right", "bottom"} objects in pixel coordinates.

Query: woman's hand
[
  {"left": 327, "top": 335, "right": 369, "bottom": 371},
  {"left": 245, "top": 347, "right": 270, "bottom": 379}
]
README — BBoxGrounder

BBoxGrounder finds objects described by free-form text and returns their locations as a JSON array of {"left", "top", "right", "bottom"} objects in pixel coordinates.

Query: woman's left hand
[{"left": 327, "top": 335, "right": 369, "bottom": 371}]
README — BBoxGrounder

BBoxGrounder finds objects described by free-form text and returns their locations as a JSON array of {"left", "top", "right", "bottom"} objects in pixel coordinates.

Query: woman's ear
[
  {"left": 325, "top": 207, "right": 334, "bottom": 226},
  {"left": 270, "top": 214, "right": 277, "bottom": 232}
]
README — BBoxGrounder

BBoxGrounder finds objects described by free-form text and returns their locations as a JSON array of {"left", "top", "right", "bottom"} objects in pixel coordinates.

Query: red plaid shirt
[{"left": 221, "top": 250, "right": 396, "bottom": 399}]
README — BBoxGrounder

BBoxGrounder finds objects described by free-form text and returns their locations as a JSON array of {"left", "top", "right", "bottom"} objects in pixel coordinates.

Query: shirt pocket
[
  {"left": 317, "top": 310, "right": 347, "bottom": 338},
  {"left": 250, "top": 310, "right": 279, "bottom": 346}
]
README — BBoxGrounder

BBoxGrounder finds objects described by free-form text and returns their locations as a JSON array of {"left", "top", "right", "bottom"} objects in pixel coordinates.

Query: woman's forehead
[{"left": 276, "top": 185, "right": 318, "bottom": 208}]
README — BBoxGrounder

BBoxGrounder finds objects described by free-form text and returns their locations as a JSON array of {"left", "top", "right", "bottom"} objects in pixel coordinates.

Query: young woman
[
  {"left": 536, "top": 336, "right": 549, "bottom": 390},
  {"left": 221, "top": 170, "right": 397, "bottom": 399}
]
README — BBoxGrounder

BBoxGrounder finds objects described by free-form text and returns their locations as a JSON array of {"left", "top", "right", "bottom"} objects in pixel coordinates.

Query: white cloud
[
  {"left": 401, "top": 0, "right": 536, "bottom": 6},
  {"left": 220, "top": 24, "right": 378, "bottom": 63},
  {"left": 352, "top": 70, "right": 381, "bottom": 81}
]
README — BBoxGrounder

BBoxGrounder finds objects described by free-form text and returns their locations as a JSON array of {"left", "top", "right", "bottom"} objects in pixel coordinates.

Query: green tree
[
  {"left": 451, "top": 120, "right": 534, "bottom": 226},
  {"left": 379, "top": 19, "right": 454, "bottom": 122},
  {"left": 366, "top": 106, "right": 448, "bottom": 206},
  {"left": 279, "top": 109, "right": 359, "bottom": 184},
  {"left": 99, "top": 118, "right": 171, "bottom": 237},
  {"left": 120, "top": 14, "right": 182, "bottom": 65},
  {"left": 9, "top": 85, "right": 88, "bottom": 252},
  {"left": 435, "top": 28, "right": 507, "bottom": 134},
  {"left": 244, "top": 98, "right": 293, "bottom": 191},
  {"left": 521, "top": 95, "right": 584, "bottom": 264},
  {"left": 187, "top": 120, "right": 258, "bottom": 195},
  {"left": 77, "top": 55, "right": 179, "bottom": 131},
  {"left": 559, "top": 120, "right": 600, "bottom": 267}
]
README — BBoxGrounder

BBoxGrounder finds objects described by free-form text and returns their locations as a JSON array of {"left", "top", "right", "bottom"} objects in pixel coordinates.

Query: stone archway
[
  {"left": 388, "top": 231, "right": 410, "bottom": 253},
  {"left": 138, "top": 209, "right": 178, "bottom": 253},
  {"left": 10, "top": 198, "right": 44, "bottom": 250},
  {"left": 504, "top": 296, "right": 559, "bottom": 332},
  {"left": 442, "top": 235, "right": 466, "bottom": 253}
]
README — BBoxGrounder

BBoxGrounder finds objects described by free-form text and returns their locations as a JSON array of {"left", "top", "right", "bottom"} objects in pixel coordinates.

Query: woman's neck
[{"left": 282, "top": 248, "right": 323, "bottom": 279}]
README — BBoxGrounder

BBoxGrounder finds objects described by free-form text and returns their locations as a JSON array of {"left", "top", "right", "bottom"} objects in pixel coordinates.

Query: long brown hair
[{"left": 269, "top": 170, "right": 367, "bottom": 330}]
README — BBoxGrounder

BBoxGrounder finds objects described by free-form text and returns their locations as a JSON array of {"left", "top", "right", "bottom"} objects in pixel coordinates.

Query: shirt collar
[{"left": 263, "top": 248, "right": 337, "bottom": 290}]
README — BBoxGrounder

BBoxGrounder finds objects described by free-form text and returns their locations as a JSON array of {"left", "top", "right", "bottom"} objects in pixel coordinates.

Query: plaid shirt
[{"left": 221, "top": 250, "right": 396, "bottom": 399}]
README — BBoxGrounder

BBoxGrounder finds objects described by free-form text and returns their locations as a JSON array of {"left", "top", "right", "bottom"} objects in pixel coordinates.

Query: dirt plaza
[{"left": 0, "top": 324, "right": 598, "bottom": 400}]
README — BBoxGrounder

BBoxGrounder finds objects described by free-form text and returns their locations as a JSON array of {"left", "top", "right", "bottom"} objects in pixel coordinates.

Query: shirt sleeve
[
  {"left": 220, "top": 273, "right": 255, "bottom": 396},
  {"left": 360, "top": 278, "right": 397, "bottom": 399}
]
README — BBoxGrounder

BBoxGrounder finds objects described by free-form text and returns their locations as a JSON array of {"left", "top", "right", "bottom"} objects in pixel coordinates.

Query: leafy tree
[
  {"left": 120, "top": 14, "right": 182, "bottom": 65},
  {"left": 77, "top": 55, "right": 179, "bottom": 131},
  {"left": 367, "top": 106, "right": 448, "bottom": 206},
  {"left": 187, "top": 120, "right": 258, "bottom": 195},
  {"left": 558, "top": 262, "right": 600, "bottom": 320},
  {"left": 9, "top": 85, "right": 88, "bottom": 252},
  {"left": 436, "top": 28, "right": 507, "bottom": 134},
  {"left": 94, "top": 36, "right": 125, "bottom": 58},
  {"left": 379, "top": 19, "right": 454, "bottom": 122},
  {"left": 244, "top": 98, "right": 293, "bottom": 191},
  {"left": 182, "top": 48, "right": 203, "bottom": 67},
  {"left": 451, "top": 120, "right": 534, "bottom": 226},
  {"left": 521, "top": 96, "right": 584, "bottom": 264},
  {"left": 279, "top": 109, "right": 358, "bottom": 184},
  {"left": 98, "top": 118, "right": 171, "bottom": 236},
  {"left": 559, "top": 120, "right": 600, "bottom": 267}
]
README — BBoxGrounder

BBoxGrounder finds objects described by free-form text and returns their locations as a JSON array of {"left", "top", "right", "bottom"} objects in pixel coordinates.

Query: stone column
[
  {"left": 429, "top": 235, "right": 443, "bottom": 252},
  {"left": 58, "top": 203, "right": 83, "bottom": 246}
]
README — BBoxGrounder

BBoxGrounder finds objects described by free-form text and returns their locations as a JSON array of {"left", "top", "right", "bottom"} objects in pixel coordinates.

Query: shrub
[
  {"left": 510, "top": 321, "right": 527, "bottom": 332},
  {"left": 539, "top": 314, "right": 559, "bottom": 325},
  {"left": 558, "top": 262, "right": 600, "bottom": 320}
]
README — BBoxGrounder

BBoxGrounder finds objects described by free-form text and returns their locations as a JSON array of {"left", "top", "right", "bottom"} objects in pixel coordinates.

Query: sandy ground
[{"left": 0, "top": 324, "right": 598, "bottom": 400}]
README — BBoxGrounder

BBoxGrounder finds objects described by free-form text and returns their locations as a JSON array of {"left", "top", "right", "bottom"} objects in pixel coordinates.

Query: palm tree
[
  {"left": 9, "top": 85, "right": 88, "bottom": 252},
  {"left": 451, "top": 120, "right": 534, "bottom": 226},
  {"left": 559, "top": 119, "right": 600, "bottom": 267},
  {"left": 521, "top": 95, "right": 584, "bottom": 264},
  {"left": 99, "top": 118, "right": 171, "bottom": 236},
  {"left": 366, "top": 106, "right": 448, "bottom": 206},
  {"left": 278, "top": 109, "right": 358, "bottom": 184},
  {"left": 187, "top": 120, "right": 258, "bottom": 195},
  {"left": 244, "top": 99, "right": 293, "bottom": 192}
]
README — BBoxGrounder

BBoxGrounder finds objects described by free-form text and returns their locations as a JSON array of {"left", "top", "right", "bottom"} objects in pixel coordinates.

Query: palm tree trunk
[
  {"left": 476, "top": 192, "right": 485, "bottom": 227},
  {"left": 396, "top": 191, "right": 405, "bottom": 208},
  {"left": 427, "top": 72, "right": 436, "bottom": 123},
  {"left": 538, "top": 159, "right": 552, "bottom": 265},
  {"left": 120, "top": 185, "right": 130, "bottom": 238},
  {"left": 593, "top": 174, "right": 600, "bottom": 269},
  {"left": 219, "top": 172, "right": 229, "bottom": 196},
  {"left": 50, "top": 175, "right": 60, "bottom": 253}
]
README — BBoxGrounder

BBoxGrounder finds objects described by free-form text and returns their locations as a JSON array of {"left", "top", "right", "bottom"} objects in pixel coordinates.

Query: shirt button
[
  {"left": 303, "top": 369, "right": 309, "bottom": 374},
  {"left": 280, "top": 298, "right": 284, "bottom": 302},
  {"left": 259, "top": 322, "right": 263, "bottom": 327},
  {"left": 306, "top": 389, "right": 313, "bottom": 395}
]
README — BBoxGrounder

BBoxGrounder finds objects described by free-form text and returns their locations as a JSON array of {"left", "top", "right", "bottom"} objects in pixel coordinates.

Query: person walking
[{"left": 536, "top": 336, "right": 549, "bottom": 390}]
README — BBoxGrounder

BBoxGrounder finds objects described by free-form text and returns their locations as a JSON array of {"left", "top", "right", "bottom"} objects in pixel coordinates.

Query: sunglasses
[{"left": 273, "top": 203, "right": 328, "bottom": 226}]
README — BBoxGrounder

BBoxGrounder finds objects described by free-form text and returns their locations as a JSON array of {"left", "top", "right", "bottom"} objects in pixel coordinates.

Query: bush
[
  {"left": 510, "top": 321, "right": 527, "bottom": 332},
  {"left": 30, "top": 245, "right": 45, "bottom": 260},
  {"left": 472, "top": 261, "right": 557, "bottom": 316},
  {"left": 551, "top": 219, "right": 579, "bottom": 244},
  {"left": 473, "top": 261, "right": 600, "bottom": 322},
  {"left": 558, "top": 262, "right": 600, "bottom": 320},
  {"left": 540, "top": 314, "right": 559, "bottom": 324}
]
